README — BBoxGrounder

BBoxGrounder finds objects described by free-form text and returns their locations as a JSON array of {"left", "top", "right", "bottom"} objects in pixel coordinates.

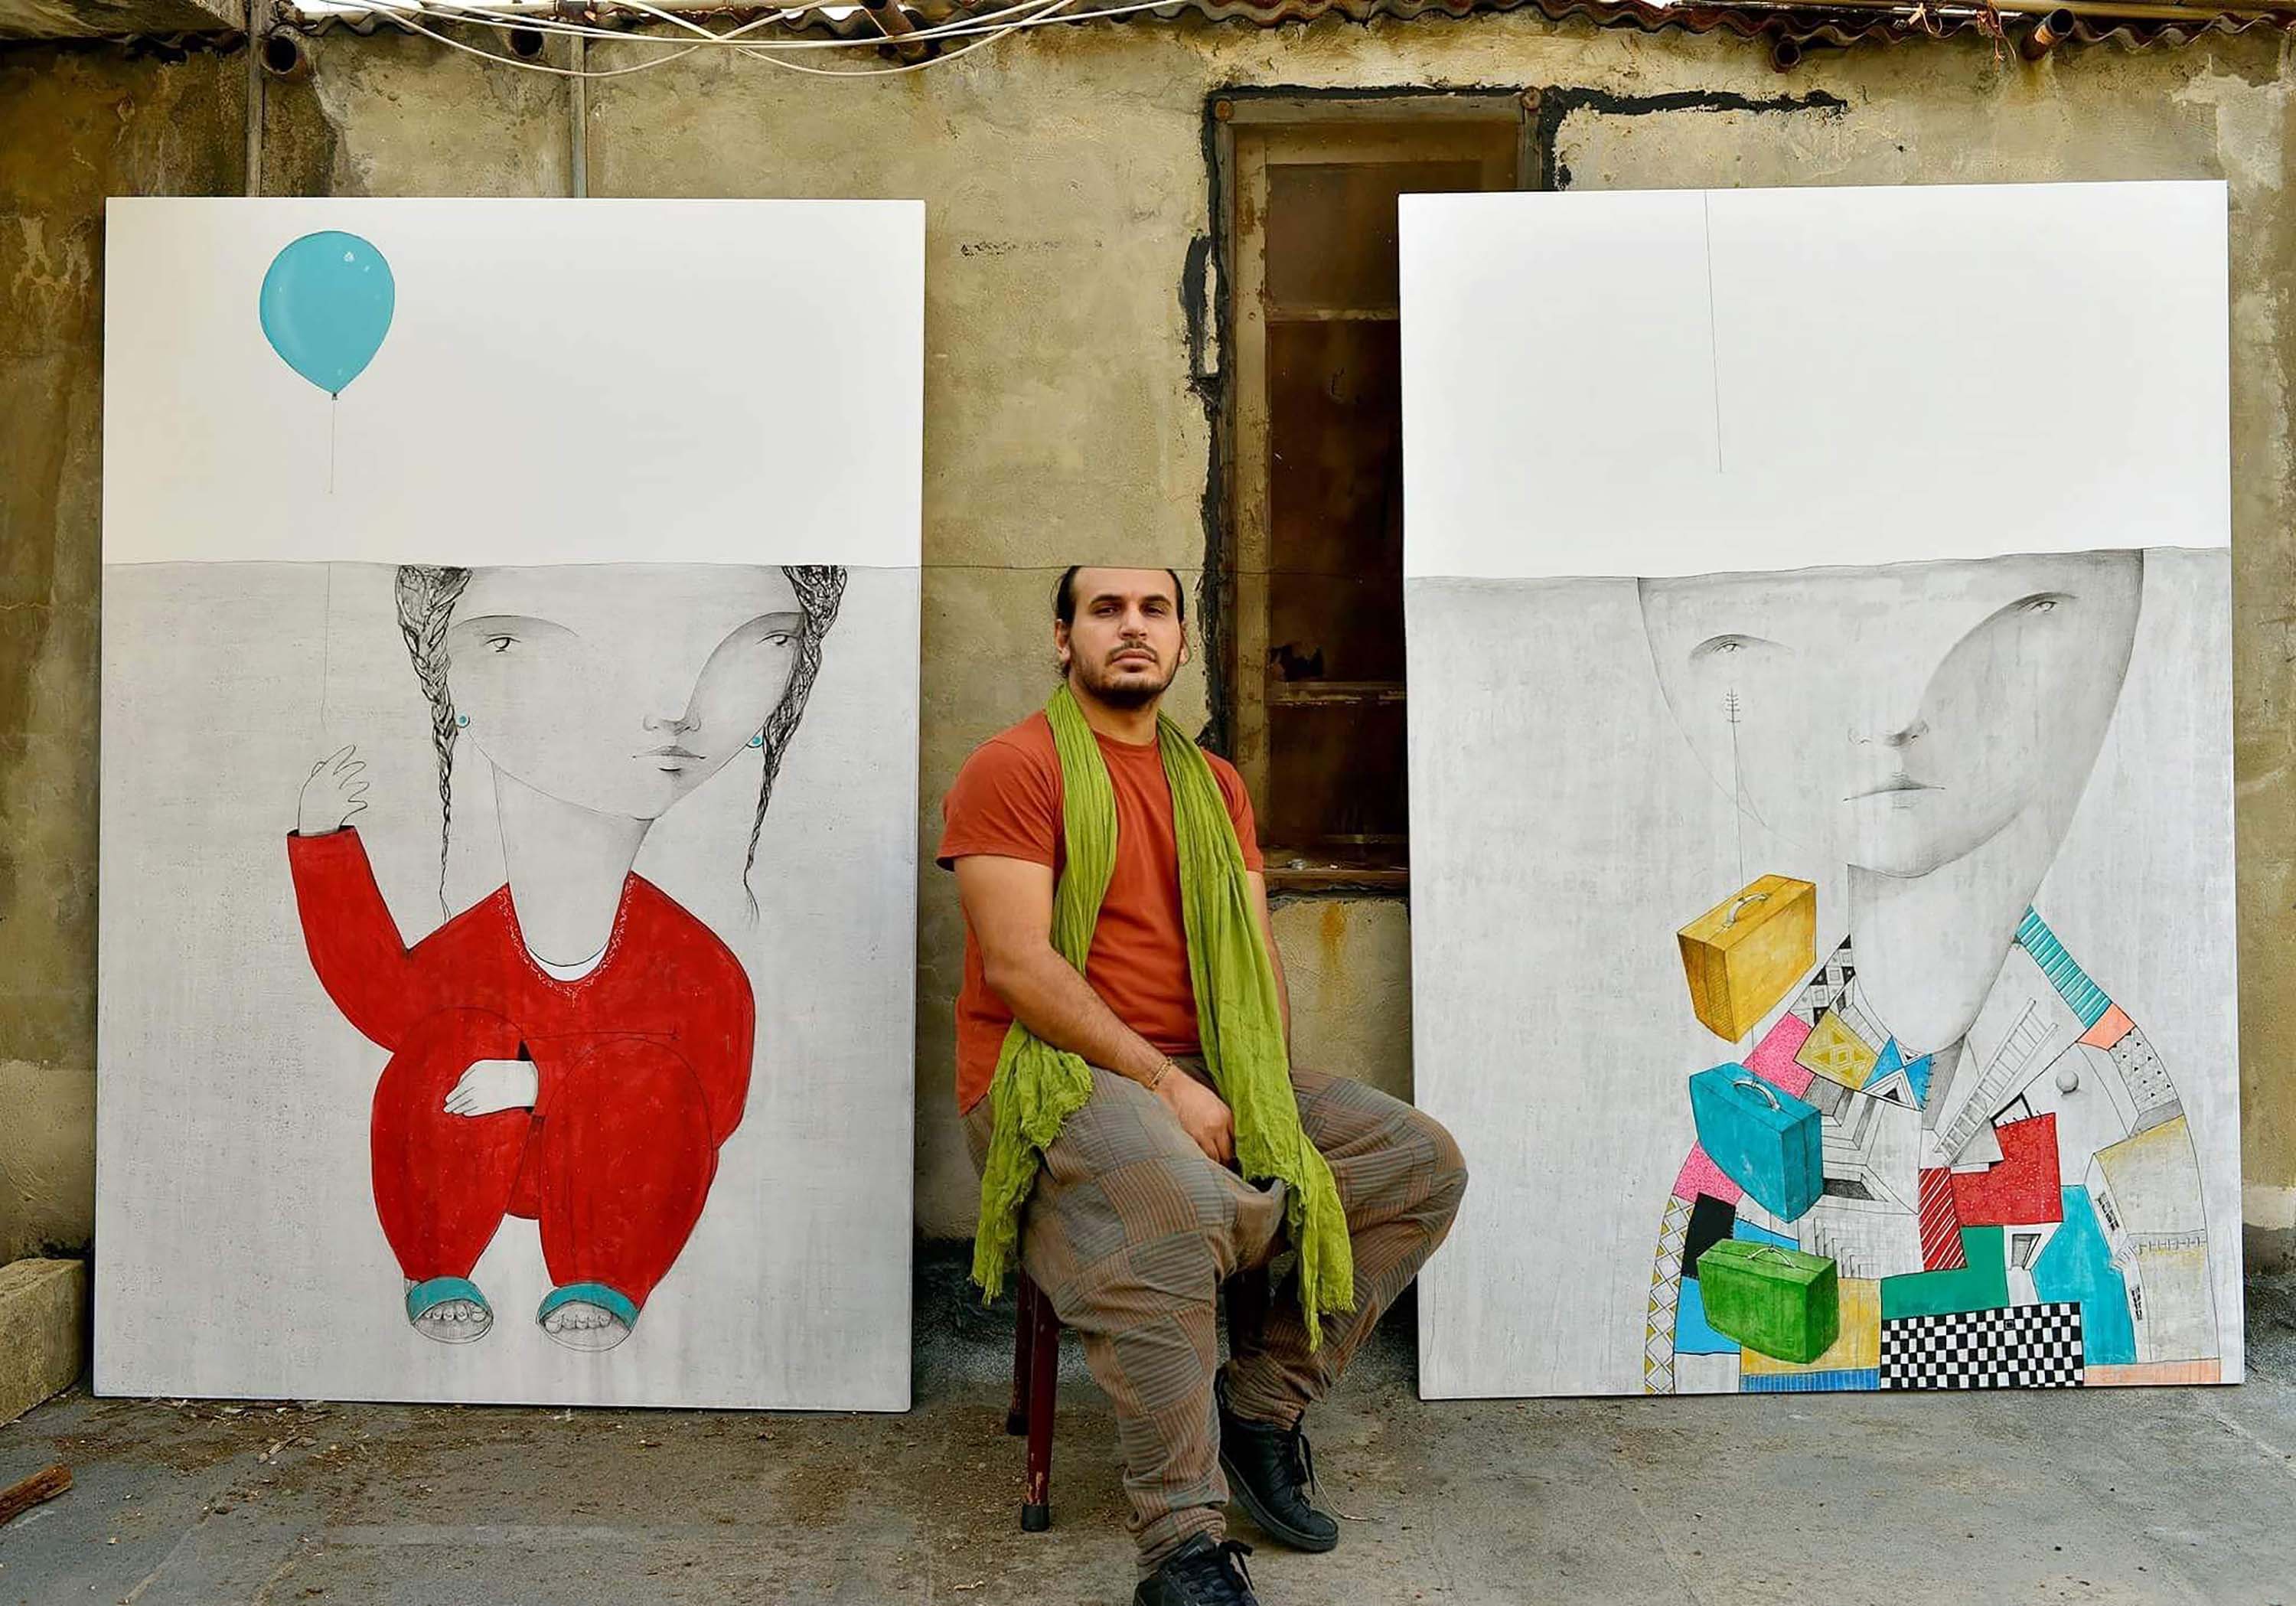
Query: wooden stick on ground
[{"left": 0, "top": 1464, "right": 71, "bottom": 1528}]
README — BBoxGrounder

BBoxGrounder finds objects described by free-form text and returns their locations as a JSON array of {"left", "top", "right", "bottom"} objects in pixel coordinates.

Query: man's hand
[
  {"left": 1158, "top": 1067, "right": 1234, "bottom": 1166},
  {"left": 443, "top": 1059, "right": 539, "bottom": 1118},
  {"left": 298, "top": 744, "right": 370, "bottom": 837},
  {"left": 955, "top": 854, "right": 1240, "bottom": 1164}
]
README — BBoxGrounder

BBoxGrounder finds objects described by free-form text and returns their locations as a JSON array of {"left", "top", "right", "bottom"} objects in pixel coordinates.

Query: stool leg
[
  {"left": 1225, "top": 1266, "right": 1272, "bottom": 1360},
  {"left": 1007, "top": 1275, "right": 1036, "bottom": 1438},
  {"left": 1021, "top": 1288, "right": 1059, "bottom": 1533}
]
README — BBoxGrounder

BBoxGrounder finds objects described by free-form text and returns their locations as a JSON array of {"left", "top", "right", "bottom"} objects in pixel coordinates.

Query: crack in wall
[{"left": 1535, "top": 86, "right": 1850, "bottom": 191}]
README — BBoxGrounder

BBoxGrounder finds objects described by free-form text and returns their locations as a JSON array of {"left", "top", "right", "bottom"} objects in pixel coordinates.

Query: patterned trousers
[{"left": 965, "top": 1059, "right": 1468, "bottom": 1568}]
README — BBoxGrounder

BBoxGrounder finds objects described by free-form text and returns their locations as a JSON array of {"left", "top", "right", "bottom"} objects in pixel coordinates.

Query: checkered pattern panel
[{"left": 1879, "top": 1302, "right": 2084, "bottom": 1390}]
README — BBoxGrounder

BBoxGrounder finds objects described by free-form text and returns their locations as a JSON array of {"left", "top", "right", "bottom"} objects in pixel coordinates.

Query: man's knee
[
  {"left": 1046, "top": 1225, "right": 1225, "bottom": 1337},
  {"left": 1407, "top": 1106, "right": 1469, "bottom": 1222},
  {"left": 1049, "top": 1125, "right": 1259, "bottom": 1265}
]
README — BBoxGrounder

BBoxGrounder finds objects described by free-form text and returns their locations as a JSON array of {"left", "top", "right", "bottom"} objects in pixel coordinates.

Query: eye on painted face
[
  {"left": 445, "top": 565, "right": 803, "bottom": 820},
  {"left": 1639, "top": 550, "right": 2141, "bottom": 878}
]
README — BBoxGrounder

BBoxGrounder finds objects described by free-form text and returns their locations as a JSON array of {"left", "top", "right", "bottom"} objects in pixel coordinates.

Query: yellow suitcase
[{"left": 1677, "top": 875, "right": 1818, "bottom": 1043}]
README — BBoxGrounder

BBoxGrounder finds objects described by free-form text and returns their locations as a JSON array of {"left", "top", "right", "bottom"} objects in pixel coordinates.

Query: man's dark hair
[{"left": 1053, "top": 565, "right": 1187, "bottom": 627}]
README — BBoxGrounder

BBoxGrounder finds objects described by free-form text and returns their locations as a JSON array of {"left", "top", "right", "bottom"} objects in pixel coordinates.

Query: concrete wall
[
  {"left": 5, "top": 17, "right": 2294, "bottom": 1258},
  {"left": 0, "top": 48, "right": 244, "bottom": 1263},
  {"left": 0, "top": 0, "right": 237, "bottom": 40}
]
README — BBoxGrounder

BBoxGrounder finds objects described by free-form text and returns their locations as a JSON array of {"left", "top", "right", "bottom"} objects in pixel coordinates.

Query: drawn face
[
  {"left": 1639, "top": 551, "right": 2142, "bottom": 878},
  {"left": 446, "top": 566, "right": 804, "bottom": 821}
]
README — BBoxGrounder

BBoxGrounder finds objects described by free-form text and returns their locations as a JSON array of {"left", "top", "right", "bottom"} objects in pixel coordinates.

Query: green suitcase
[{"left": 1697, "top": 1240, "right": 1839, "bottom": 1364}]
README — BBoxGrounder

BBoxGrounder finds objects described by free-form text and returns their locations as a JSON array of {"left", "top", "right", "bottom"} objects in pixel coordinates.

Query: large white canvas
[
  {"left": 1402, "top": 182, "right": 2240, "bottom": 1399},
  {"left": 98, "top": 199, "right": 921, "bottom": 1409}
]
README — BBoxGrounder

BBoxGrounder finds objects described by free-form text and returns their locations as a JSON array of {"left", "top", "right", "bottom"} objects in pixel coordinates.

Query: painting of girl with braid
[{"left": 285, "top": 563, "right": 847, "bottom": 1353}]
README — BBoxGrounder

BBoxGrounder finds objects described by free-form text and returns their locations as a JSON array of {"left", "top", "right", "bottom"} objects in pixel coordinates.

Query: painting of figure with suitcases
[
  {"left": 1399, "top": 181, "right": 2241, "bottom": 1399},
  {"left": 1635, "top": 550, "right": 2220, "bottom": 1393}
]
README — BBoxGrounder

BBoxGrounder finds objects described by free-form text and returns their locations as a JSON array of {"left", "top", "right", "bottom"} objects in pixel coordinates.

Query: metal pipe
[
  {"left": 570, "top": 34, "right": 588, "bottom": 197},
  {"left": 1770, "top": 31, "right": 1805, "bottom": 66},
  {"left": 261, "top": 28, "right": 313, "bottom": 79},
  {"left": 859, "top": 0, "right": 933, "bottom": 60},
  {"left": 243, "top": 0, "right": 263, "bottom": 197},
  {"left": 2020, "top": 5, "right": 2077, "bottom": 52}
]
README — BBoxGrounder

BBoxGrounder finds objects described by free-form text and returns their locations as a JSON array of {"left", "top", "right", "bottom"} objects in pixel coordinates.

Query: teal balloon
[{"left": 259, "top": 231, "right": 395, "bottom": 398}]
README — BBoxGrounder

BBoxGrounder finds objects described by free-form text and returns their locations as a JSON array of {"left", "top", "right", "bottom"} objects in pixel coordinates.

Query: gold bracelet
[{"left": 1146, "top": 1059, "right": 1173, "bottom": 1093}]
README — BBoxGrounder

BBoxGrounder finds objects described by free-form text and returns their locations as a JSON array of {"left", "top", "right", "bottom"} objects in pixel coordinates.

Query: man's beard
[{"left": 1072, "top": 652, "right": 1177, "bottom": 710}]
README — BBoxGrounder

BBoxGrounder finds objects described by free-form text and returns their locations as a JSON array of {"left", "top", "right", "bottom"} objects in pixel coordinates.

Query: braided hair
[
  {"left": 393, "top": 566, "right": 474, "bottom": 916},
  {"left": 746, "top": 566, "right": 846, "bottom": 909},
  {"left": 393, "top": 563, "right": 849, "bottom": 919}
]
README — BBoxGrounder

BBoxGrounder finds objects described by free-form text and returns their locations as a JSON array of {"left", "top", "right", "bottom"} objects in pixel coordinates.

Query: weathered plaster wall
[
  {"left": 0, "top": 47, "right": 243, "bottom": 1264},
  {"left": 0, "top": 0, "right": 238, "bottom": 41},
  {"left": 3, "top": 18, "right": 2292, "bottom": 1256},
  {"left": 1272, "top": 899, "right": 1413, "bottom": 1107}
]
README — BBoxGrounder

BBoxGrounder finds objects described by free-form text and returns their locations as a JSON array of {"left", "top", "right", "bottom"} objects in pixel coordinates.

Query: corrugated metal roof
[
  {"left": 287, "top": 0, "right": 2296, "bottom": 54},
  {"left": 781, "top": 0, "right": 2296, "bottom": 48}
]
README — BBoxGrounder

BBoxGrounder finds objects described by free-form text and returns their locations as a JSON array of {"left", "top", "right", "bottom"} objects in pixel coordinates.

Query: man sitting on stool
[{"left": 941, "top": 565, "right": 1469, "bottom": 1606}]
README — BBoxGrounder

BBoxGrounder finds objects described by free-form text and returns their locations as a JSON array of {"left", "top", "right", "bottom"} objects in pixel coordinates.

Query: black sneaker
[
  {"left": 1217, "top": 1380, "right": 1339, "bottom": 1554},
  {"left": 1133, "top": 1536, "right": 1260, "bottom": 1606}
]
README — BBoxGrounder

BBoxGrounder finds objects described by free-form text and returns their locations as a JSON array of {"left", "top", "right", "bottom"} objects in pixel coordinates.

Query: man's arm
[
  {"left": 956, "top": 853, "right": 1236, "bottom": 1164},
  {"left": 1247, "top": 870, "right": 1290, "bottom": 1047}
]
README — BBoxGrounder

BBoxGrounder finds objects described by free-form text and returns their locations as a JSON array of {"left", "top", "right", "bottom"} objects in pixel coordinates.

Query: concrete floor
[{"left": 5, "top": 1260, "right": 2296, "bottom": 1606}]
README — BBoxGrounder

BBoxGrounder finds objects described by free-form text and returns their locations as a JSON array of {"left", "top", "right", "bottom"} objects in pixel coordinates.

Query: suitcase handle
[
  {"left": 1720, "top": 891, "right": 1771, "bottom": 930},
  {"left": 1731, "top": 1075, "right": 1782, "bottom": 1111}
]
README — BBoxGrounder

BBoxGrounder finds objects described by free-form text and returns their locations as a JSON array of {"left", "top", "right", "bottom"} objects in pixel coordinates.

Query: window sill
[{"left": 1261, "top": 863, "right": 1409, "bottom": 896}]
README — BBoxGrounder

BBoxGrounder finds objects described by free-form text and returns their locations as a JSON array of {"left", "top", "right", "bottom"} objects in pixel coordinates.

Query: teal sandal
[
  {"left": 537, "top": 1282, "right": 639, "bottom": 1352},
  {"left": 405, "top": 1276, "right": 493, "bottom": 1343}
]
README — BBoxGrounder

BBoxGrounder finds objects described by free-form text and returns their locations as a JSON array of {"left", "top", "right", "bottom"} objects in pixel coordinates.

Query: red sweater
[{"left": 287, "top": 829, "right": 754, "bottom": 1145}]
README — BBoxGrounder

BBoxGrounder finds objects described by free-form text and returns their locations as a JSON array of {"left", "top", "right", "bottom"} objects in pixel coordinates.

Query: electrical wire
[
  {"left": 426, "top": 0, "right": 1065, "bottom": 52},
  {"left": 389, "top": 13, "right": 706, "bottom": 72},
  {"left": 338, "top": 0, "right": 1166, "bottom": 77},
  {"left": 396, "top": 1, "right": 807, "bottom": 47},
  {"left": 720, "top": 0, "right": 1078, "bottom": 76},
  {"left": 729, "top": 7, "right": 1077, "bottom": 76},
  {"left": 386, "top": 3, "right": 1052, "bottom": 79}
]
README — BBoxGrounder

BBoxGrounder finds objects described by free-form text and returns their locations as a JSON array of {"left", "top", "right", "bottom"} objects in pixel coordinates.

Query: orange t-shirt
[{"left": 937, "top": 711, "right": 1265, "bottom": 1112}]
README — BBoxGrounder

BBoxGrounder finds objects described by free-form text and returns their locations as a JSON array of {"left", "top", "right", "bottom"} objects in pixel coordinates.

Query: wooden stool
[{"left": 1006, "top": 1265, "right": 1272, "bottom": 1533}]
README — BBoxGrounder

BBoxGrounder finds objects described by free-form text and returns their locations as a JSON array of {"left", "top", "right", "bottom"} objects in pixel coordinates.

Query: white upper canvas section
[
  {"left": 103, "top": 198, "right": 924, "bottom": 569},
  {"left": 1400, "top": 181, "right": 2229, "bottom": 580}
]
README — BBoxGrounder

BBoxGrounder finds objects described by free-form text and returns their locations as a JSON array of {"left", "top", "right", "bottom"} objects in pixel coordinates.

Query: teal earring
[
  {"left": 455, "top": 713, "right": 469, "bottom": 729},
  {"left": 748, "top": 732, "right": 765, "bottom": 749}
]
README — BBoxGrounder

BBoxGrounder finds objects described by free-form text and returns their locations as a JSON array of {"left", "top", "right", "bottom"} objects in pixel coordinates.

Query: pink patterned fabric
[
  {"left": 1671, "top": 1144, "right": 1743, "bottom": 1206},
  {"left": 1746, "top": 1013, "right": 1816, "bottom": 1098}
]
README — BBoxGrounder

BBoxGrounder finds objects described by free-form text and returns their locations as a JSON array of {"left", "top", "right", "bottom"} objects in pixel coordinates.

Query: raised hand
[{"left": 298, "top": 744, "right": 370, "bottom": 837}]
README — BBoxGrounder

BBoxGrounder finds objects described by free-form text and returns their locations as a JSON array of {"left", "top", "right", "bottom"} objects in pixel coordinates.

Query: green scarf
[{"left": 970, "top": 685, "right": 1355, "bottom": 1346}]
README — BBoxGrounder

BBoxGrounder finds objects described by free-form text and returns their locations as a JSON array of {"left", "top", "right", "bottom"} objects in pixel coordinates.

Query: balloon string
[{"left": 329, "top": 395, "right": 338, "bottom": 497}]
